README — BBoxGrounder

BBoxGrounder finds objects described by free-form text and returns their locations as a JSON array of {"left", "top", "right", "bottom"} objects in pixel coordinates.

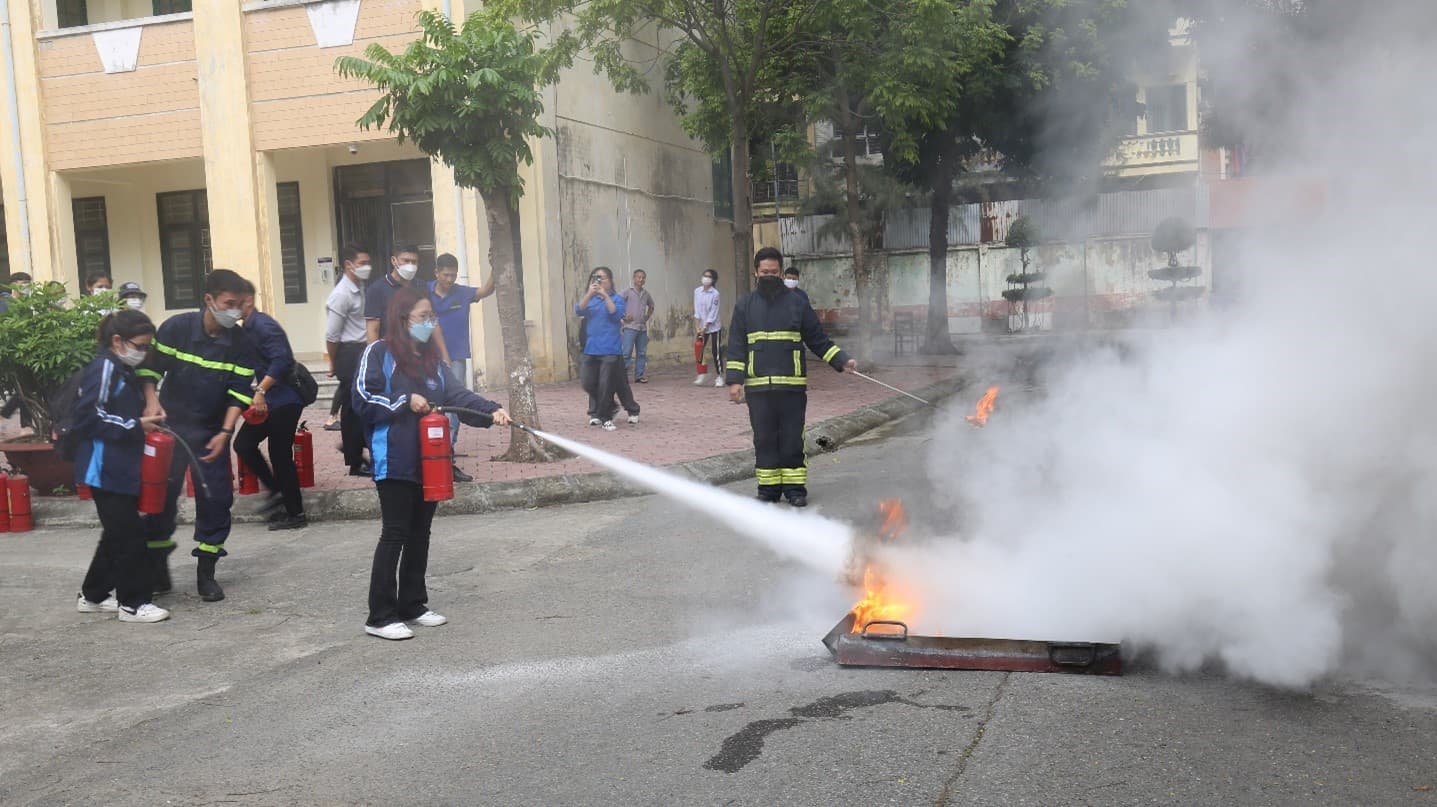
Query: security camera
[{"left": 347, "top": 143, "right": 359, "bottom": 155}]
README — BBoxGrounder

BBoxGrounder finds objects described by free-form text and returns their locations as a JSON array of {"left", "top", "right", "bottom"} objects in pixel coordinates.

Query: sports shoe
[
  {"left": 601, "top": 420, "right": 617, "bottom": 432},
  {"left": 588, "top": 417, "right": 601, "bottom": 427},
  {"left": 406, "top": 610, "right": 448, "bottom": 628},
  {"left": 627, "top": 414, "right": 639, "bottom": 425},
  {"left": 77, "top": 594, "right": 119, "bottom": 613},
  {"left": 269, "top": 514, "right": 309, "bottom": 531},
  {"left": 365, "top": 622, "right": 414, "bottom": 641},
  {"left": 118, "top": 603, "right": 171, "bottom": 623},
  {"left": 635, "top": 376, "right": 648, "bottom": 384},
  {"left": 452, "top": 464, "right": 474, "bottom": 483},
  {"left": 714, "top": 376, "right": 725, "bottom": 387},
  {"left": 693, "top": 373, "right": 708, "bottom": 385}
]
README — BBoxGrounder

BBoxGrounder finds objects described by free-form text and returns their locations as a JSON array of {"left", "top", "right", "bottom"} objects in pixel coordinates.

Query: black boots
[
  {"left": 196, "top": 556, "right": 225, "bottom": 602},
  {"left": 151, "top": 552, "right": 173, "bottom": 595}
]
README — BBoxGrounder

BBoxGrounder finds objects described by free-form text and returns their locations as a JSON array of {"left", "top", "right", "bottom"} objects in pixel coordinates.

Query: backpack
[
  {"left": 48, "top": 368, "right": 86, "bottom": 462},
  {"left": 290, "top": 362, "right": 319, "bottom": 407}
]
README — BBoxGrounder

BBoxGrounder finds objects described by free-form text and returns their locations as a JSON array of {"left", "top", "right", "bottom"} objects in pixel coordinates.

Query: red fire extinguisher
[
  {"left": 7, "top": 473, "right": 32, "bottom": 532},
  {"left": 237, "top": 457, "right": 259, "bottom": 495},
  {"left": 694, "top": 335, "right": 707, "bottom": 374},
  {"left": 293, "top": 421, "right": 314, "bottom": 489},
  {"left": 242, "top": 405, "right": 268, "bottom": 426},
  {"left": 77, "top": 483, "right": 92, "bottom": 501},
  {"left": 419, "top": 411, "right": 453, "bottom": 503},
  {"left": 185, "top": 467, "right": 195, "bottom": 498},
  {"left": 0, "top": 471, "right": 10, "bottom": 533},
  {"left": 139, "top": 430, "right": 174, "bottom": 515}
]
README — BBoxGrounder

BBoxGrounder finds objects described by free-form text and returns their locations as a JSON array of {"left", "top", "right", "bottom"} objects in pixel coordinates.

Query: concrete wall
[
  {"left": 793, "top": 233, "right": 1212, "bottom": 333},
  {"left": 548, "top": 27, "right": 730, "bottom": 377}
]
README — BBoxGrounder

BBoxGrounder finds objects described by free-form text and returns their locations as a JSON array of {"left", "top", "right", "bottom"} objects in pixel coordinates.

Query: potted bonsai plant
[{"left": 0, "top": 279, "right": 117, "bottom": 495}]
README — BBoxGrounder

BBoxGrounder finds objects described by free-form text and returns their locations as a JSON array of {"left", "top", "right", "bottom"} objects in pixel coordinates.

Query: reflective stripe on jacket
[{"left": 723, "top": 287, "right": 849, "bottom": 390}]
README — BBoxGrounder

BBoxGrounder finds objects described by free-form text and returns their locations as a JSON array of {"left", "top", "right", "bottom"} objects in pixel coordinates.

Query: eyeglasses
[
  {"left": 124, "top": 340, "right": 153, "bottom": 353},
  {"left": 409, "top": 314, "right": 438, "bottom": 325}
]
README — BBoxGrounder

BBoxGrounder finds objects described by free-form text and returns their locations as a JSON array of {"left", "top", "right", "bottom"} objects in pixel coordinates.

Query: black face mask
[{"left": 757, "top": 275, "right": 783, "bottom": 296}]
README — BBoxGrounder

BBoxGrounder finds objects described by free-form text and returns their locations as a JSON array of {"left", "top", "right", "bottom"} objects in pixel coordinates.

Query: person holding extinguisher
[
  {"left": 693, "top": 269, "right": 723, "bottom": 386},
  {"left": 352, "top": 288, "right": 511, "bottom": 641},
  {"left": 73, "top": 309, "right": 171, "bottom": 623},
  {"left": 235, "top": 283, "right": 308, "bottom": 531}
]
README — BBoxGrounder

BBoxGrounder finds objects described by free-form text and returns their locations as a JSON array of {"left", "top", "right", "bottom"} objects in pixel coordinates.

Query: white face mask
[
  {"left": 353, "top": 264, "right": 372, "bottom": 281},
  {"left": 700, "top": 276, "right": 713, "bottom": 287},
  {"left": 784, "top": 278, "right": 799, "bottom": 289},
  {"left": 210, "top": 305, "right": 242, "bottom": 329},
  {"left": 124, "top": 297, "right": 145, "bottom": 310},
  {"left": 118, "top": 345, "right": 146, "bottom": 367},
  {"left": 396, "top": 263, "right": 418, "bottom": 281}
]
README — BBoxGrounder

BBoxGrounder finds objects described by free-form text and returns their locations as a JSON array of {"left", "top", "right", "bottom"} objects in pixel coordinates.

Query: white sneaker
[
  {"left": 407, "top": 610, "right": 448, "bottom": 628},
  {"left": 627, "top": 414, "right": 640, "bottom": 425},
  {"left": 77, "top": 594, "right": 119, "bottom": 613},
  {"left": 588, "top": 417, "right": 601, "bottom": 426},
  {"left": 118, "top": 603, "right": 170, "bottom": 623},
  {"left": 365, "top": 622, "right": 415, "bottom": 641},
  {"left": 694, "top": 374, "right": 707, "bottom": 385},
  {"left": 714, "top": 376, "right": 725, "bottom": 387},
  {"left": 601, "top": 420, "right": 617, "bottom": 432}
]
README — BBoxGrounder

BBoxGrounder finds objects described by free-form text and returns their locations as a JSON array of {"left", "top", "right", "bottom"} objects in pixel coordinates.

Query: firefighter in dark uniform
[
  {"left": 136, "top": 269, "right": 254, "bottom": 602},
  {"left": 725, "top": 247, "right": 857, "bottom": 507}
]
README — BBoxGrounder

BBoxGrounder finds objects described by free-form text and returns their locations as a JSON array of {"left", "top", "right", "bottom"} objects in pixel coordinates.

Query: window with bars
[
  {"left": 151, "top": 0, "right": 191, "bottom": 15},
  {"left": 72, "top": 197, "right": 111, "bottom": 282},
  {"left": 57, "top": 0, "right": 87, "bottom": 28},
  {"left": 1144, "top": 84, "right": 1189, "bottom": 133},
  {"left": 157, "top": 190, "right": 211, "bottom": 309},
  {"left": 277, "top": 182, "right": 306, "bottom": 304}
]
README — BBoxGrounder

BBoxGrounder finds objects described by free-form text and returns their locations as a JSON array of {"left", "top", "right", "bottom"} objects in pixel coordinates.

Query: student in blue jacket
[
  {"left": 74, "top": 310, "right": 171, "bottom": 623},
  {"left": 235, "top": 284, "right": 308, "bottom": 532},
  {"left": 353, "top": 288, "right": 511, "bottom": 641}
]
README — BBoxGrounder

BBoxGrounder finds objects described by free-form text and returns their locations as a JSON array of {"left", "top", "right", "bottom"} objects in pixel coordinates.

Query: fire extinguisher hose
[
  {"left": 152, "top": 423, "right": 215, "bottom": 499},
  {"left": 432, "top": 405, "right": 495, "bottom": 428}
]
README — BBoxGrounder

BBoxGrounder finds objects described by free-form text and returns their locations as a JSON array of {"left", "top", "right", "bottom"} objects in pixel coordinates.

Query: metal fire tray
[{"left": 821, "top": 614, "right": 1122, "bottom": 675}]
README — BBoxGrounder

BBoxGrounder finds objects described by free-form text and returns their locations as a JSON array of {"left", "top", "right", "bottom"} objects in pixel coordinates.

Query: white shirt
[
  {"left": 325, "top": 274, "right": 367, "bottom": 343},
  {"left": 694, "top": 286, "right": 721, "bottom": 334}
]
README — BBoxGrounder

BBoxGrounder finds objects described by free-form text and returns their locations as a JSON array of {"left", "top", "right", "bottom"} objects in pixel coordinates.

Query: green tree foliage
[
  {"left": 336, "top": 9, "right": 561, "bottom": 462},
  {"left": 885, "top": 0, "right": 1168, "bottom": 351},
  {"left": 490, "top": 0, "right": 827, "bottom": 293},
  {"left": 0, "top": 282, "right": 116, "bottom": 439}
]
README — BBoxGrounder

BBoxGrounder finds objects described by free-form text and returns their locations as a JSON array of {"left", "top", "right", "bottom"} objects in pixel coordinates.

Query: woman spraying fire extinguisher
[
  {"left": 72, "top": 309, "right": 171, "bottom": 623},
  {"left": 352, "top": 288, "right": 511, "bottom": 641}
]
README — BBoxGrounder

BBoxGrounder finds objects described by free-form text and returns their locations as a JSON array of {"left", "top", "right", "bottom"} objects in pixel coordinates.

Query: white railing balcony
[{"left": 1108, "top": 131, "right": 1200, "bottom": 173}]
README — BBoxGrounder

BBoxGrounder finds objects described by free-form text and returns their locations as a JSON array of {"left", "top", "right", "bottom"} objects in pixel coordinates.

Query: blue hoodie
[
  {"left": 72, "top": 352, "right": 146, "bottom": 495},
  {"left": 352, "top": 340, "right": 501, "bottom": 484},
  {"left": 574, "top": 293, "right": 627, "bottom": 356}
]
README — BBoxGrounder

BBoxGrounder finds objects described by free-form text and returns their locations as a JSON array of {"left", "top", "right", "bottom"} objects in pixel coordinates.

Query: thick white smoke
[{"left": 894, "top": 4, "right": 1437, "bottom": 688}]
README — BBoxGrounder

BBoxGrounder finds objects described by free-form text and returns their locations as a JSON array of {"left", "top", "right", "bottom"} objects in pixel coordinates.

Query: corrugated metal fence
[{"left": 779, "top": 187, "right": 1201, "bottom": 256}]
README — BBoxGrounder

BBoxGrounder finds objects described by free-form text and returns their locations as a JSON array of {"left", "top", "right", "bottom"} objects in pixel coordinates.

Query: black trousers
[
  {"left": 234, "top": 402, "right": 304, "bottom": 516},
  {"left": 747, "top": 390, "right": 808, "bottom": 499},
  {"left": 334, "top": 342, "right": 368, "bottom": 467},
  {"left": 367, "top": 480, "right": 439, "bottom": 626},
  {"left": 141, "top": 424, "right": 235, "bottom": 560},
  {"left": 82, "top": 488, "right": 151, "bottom": 609},
  {"left": 580, "top": 354, "right": 640, "bottom": 422},
  {"left": 700, "top": 329, "right": 723, "bottom": 372}
]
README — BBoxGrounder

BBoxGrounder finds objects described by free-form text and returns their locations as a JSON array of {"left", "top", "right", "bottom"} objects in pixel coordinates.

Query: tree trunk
[
  {"left": 922, "top": 141, "right": 958, "bottom": 354},
  {"left": 729, "top": 115, "right": 754, "bottom": 295},
  {"left": 838, "top": 103, "right": 872, "bottom": 364},
  {"left": 481, "top": 188, "right": 558, "bottom": 463}
]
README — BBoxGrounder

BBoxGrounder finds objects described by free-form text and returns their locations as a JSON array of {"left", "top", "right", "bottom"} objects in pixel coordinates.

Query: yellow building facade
[{"left": 0, "top": 0, "right": 733, "bottom": 385}]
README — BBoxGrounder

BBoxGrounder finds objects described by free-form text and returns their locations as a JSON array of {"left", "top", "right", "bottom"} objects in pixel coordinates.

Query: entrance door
[{"left": 334, "top": 160, "right": 435, "bottom": 280}]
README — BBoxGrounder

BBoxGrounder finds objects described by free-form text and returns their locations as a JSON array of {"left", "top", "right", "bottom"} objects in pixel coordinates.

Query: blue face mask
[{"left": 409, "top": 320, "right": 437, "bottom": 343}]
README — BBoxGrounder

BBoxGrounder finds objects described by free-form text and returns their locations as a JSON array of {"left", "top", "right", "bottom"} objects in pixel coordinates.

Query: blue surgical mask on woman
[{"left": 409, "top": 320, "right": 437, "bottom": 343}]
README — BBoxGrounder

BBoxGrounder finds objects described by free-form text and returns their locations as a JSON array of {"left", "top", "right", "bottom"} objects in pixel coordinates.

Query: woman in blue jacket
[
  {"left": 353, "top": 288, "right": 511, "bottom": 640},
  {"left": 74, "top": 309, "right": 170, "bottom": 623}
]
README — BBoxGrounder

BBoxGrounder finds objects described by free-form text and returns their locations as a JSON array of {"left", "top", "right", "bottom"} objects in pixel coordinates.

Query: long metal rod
[{"left": 849, "top": 371, "right": 934, "bottom": 407}]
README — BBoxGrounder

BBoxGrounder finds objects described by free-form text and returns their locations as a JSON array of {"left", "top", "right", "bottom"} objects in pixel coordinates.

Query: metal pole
[{"left": 849, "top": 371, "right": 934, "bottom": 407}]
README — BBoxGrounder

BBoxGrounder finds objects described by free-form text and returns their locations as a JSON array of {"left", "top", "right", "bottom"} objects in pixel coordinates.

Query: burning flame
[
  {"left": 965, "top": 385, "right": 1000, "bottom": 427},
  {"left": 850, "top": 565, "right": 911, "bottom": 633},
  {"left": 848, "top": 499, "right": 914, "bottom": 633}
]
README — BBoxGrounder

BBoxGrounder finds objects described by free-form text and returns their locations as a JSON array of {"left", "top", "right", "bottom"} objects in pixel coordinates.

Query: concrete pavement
[{"left": 2, "top": 421, "right": 1434, "bottom": 806}]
